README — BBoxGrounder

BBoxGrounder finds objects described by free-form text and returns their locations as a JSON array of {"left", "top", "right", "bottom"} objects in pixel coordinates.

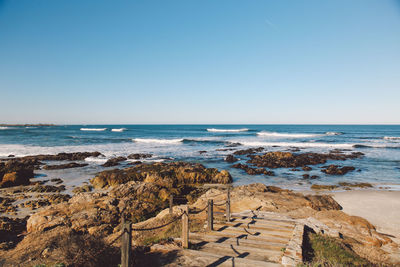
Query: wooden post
[
  {"left": 182, "top": 205, "right": 189, "bottom": 249},
  {"left": 207, "top": 199, "right": 213, "bottom": 231},
  {"left": 226, "top": 188, "right": 231, "bottom": 222},
  {"left": 169, "top": 194, "right": 173, "bottom": 215},
  {"left": 121, "top": 218, "right": 132, "bottom": 267}
]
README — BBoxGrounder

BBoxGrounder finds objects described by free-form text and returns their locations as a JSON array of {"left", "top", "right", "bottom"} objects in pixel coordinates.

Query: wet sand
[{"left": 331, "top": 190, "right": 400, "bottom": 244}]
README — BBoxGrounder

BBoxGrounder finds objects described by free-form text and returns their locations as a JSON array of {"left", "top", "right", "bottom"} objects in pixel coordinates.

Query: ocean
[{"left": 1, "top": 124, "right": 400, "bottom": 190}]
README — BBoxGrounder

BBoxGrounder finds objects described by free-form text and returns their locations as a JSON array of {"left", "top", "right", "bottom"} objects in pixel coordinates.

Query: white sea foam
[
  {"left": 80, "top": 128, "right": 107, "bottom": 131},
  {"left": 239, "top": 141, "right": 354, "bottom": 148},
  {"left": 0, "top": 126, "right": 10, "bottom": 130},
  {"left": 0, "top": 142, "right": 197, "bottom": 161},
  {"left": 0, "top": 144, "right": 78, "bottom": 157},
  {"left": 384, "top": 136, "right": 400, "bottom": 141},
  {"left": 111, "top": 128, "right": 126, "bottom": 132},
  {"left": 207, "top": 128, "right": 249, "bottom": 132},
  {"left": 257, "top": 131, "right": 320, "bottom": 138},
  {"left": 127, "top": 158, "right": 166, "bottom": 163},
  {"left": 132, "top": 138, "right": 184, "bottom": 144},
  {"left": 325, "top": 132, "right": 343, "bottom": 136},
  {"left": 84, "top": 157, "right": 108, "bottom": 164}
]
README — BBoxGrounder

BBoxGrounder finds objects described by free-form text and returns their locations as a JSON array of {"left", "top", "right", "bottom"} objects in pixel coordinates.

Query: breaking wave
[
  {"left": 182, "top": 138, "right": 227, "bottom": 145},
  {"left": 80, "top": 128, "right": 107, "bottom": 131},
  {"left": 207, "top": 128, "right": 249, "bottom": 133},
  {"left": 239, "top": 141, "right": 354, "bottom": 148},
  {"left": 238, "top": 141, "right": 354, "bottom": 148},
  {"left": 257, "top": 131, "right": 320, "bottom": 138},
  {"left": 325, "top": 132, "right": 343, "bottom": 136},
  {"left": 384, "top": 136, "right": 400, "bottom": 141},
  {"left": 353, "top": 144, "right": 400, "bottom": 149},
  {"left": 132, "top": 137, "right": 230, "bottom": 146},
  {"left": 111, "top": 128, "right": 126, "bottom": 132},
  {"left": 132, "top": 138, "right": 184, "bottom": 144}
]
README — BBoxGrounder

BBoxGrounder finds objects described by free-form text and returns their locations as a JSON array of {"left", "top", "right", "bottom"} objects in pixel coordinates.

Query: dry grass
[
  {"left": 0, "top": 227, "right": 119, "bottom": 267},
  {"left": 135, "top": 213, "right": 206, "bottom": 246}
]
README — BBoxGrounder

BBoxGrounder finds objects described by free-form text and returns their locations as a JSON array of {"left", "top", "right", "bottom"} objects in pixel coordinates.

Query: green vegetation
[{"left": 301, "top": 232, "right": 371, "bottom": 266}]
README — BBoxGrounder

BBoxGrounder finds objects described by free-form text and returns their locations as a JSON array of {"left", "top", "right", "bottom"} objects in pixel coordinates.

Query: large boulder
[
  {"left": 233, "top": 147, "right": 264, "bottom": 156},
  {"left": 0, "top": 160, "right": 34, "bottom": 188},
  {"left": 304, "top": 195, "right": 342, "bottom": 211},
  {"left": 0, "top": 216, "right": 27, "bottom": 249},
  {"left": 247, "top": 151, "right": 364, "bottom": 169},
  {"left": 27, "top": 192, "right": 119, "bottom": 234},
  {"left": 321, "top": 165, "right": 356, "bottom": 175},
  {"left": 127, "top": 153, "right": 152, "bottom": 160},
  {"left": 43, "top": 162, "right": 88, "bottom": 170},
  {"left": 226, "top": 183, "right": 342, "bottom": 215},
  {"left": 232, "top": 163, "right": 275, "bottom": 176},
  {"left": 224, "top": 155, "right": 238, "bottom": 163},
  {"left": 90, "top": 162, "right": 232, "bottom": 189},
  {"left": 101, "top": 157, "right": 127, "bottom": 167}
]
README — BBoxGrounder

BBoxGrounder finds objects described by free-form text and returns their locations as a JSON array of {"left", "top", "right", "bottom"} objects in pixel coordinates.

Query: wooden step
[
  {"left": 213, "top": 224, "right": 293, "bottom": 241},
  {"left": 214, "top": 216, "right": 295, "bottom": 229},
  {"left": 188, "top": 232, "right": 286, "bottom": 251},
  {"left": 182, "top": 249, "right": 282, "bottom": 267},
  {"left": 229, "top": 215, "right": 296, "bottom": 226},
  {"left": 227, "top": 217, "right": 296, "bottom": 229},
  {"left": 215, "top": 221, "right": 294, "bottom": 233},
  {"left": 191, "top": 240, "right": 283, "bottom": 262},
  {"left": 195, "top": 229, "right": 289, "bottom": 245}
]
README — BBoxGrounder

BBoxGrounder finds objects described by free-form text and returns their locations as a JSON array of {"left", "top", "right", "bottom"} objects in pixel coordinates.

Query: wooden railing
[{"left": 120, "top": 187, "right": 232, "bottom": 267}]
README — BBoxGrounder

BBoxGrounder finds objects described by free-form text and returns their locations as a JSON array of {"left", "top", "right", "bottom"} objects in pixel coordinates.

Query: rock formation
[
  {"left": 127, "top": 153, "right": 152, "bottom": 160},
  {"left": 101, "top": 157, "right": 127, "bottom": 167},
  {"left": 43, "top": 162, "right": 88, "bottom": 170},
  {"left": 233, "top": 147, "right": 264, "bottom": 156},
  {"left": 91, "top": 161, "right": 232, "bottom": 189},
  {"left": 0, "top": 160, "right": 34, "bottom": 188},
  {"left": 321, "top": 165, "right": 356, "bottom": 175},
  {"left": 248, "top": 151, "right": 363, "bottom": 169}
]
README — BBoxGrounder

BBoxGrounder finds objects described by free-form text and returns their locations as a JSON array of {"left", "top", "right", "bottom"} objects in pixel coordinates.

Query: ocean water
[{"left": 1, "top": 125, "right": 400, "bottom": 190}]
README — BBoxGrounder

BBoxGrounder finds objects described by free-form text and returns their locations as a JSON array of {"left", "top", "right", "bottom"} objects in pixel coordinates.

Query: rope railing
[
  {"left": 131, "top": 212, "right": 185, "bottom": 232},
  {"left": 117, "top": 187, "right": 232, "bottom": 267},
  {"left": 189, "top": 204, "right": 209, "bottom": 215},
  {"left": 213, "top": 200, "right": 227, "bottom": 206}
]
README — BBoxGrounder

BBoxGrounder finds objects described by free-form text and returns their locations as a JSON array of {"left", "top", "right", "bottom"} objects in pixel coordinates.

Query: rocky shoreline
[
  {"left": 227, "top": 149, "right": 364, "bottom": 178},
  {"left": 0, "top": 151, "right": 399, "bottom": 266}
]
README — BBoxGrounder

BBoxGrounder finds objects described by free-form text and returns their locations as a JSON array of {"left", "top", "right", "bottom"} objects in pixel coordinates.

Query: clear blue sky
[{"left": 1, "top": 0, "right": 399, "bottom": 124}]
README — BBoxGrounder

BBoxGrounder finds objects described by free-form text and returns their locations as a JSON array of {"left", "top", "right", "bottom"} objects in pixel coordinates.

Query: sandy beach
[{"left": 331, "top": 190, "right": 400, "bottom": 244}]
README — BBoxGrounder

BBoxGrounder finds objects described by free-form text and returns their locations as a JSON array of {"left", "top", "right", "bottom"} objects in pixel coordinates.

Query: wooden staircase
[{"left": 176, "top": 212, "right": 300, "bottom": 266}]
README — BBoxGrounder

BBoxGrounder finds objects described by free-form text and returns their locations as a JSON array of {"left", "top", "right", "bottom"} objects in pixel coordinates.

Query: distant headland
[{"left": 0, "top": 124, "right": 55, "bottom": 126}]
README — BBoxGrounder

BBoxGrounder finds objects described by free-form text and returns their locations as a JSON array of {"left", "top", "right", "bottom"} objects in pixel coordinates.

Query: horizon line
[{"left": 2, "top": 123, "right": 400, "bottom": 126}]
